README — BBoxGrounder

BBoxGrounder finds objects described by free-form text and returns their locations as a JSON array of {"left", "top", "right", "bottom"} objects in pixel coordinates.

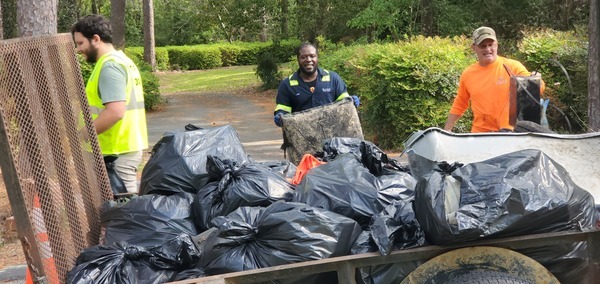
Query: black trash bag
[
  {"left": 293, "top": 154, "right": 415, "bottom": 228},
  {"left": 518, "top": 242, "right": 592, "bottom": 284},
  {"left": 257, "top": 160, "right": 297, "bottom": 181},
  {"left": 101, "top": 192, "right": 197, "bottom": 247},
  {"left": 140, "top": 125, "right": 251, "bottom": 195},
  {"left": 172, "top": 268, "right": 206, "bottom": 281},
  {"left": 321, "top": 137, "right": 409, "bottom": 176},
  {"left": 104, "top": 155, "right": 127, "bottom": 195},
  {"left": 369, "top": 200, "right": 426, "bottom": 255},
  {"left": 509, "top": 73, "right": 542, "bottom": 124},
  {"left": 351, "top": 231, "right": 423, "bottom": 284},
  {"left": 199, "top": 202, "right": 362, "bottom": 276},
  {"left": 192, "top": 156, "right": 295, "bottom": 231},
  {"left": 409, "top": 149, "right": 597, "bottom": 245},
  {"left": 67, "top": 234, "right": 201, "bottom": 284}
]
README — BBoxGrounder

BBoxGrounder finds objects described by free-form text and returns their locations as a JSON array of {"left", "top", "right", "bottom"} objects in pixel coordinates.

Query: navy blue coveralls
[{"left": 274, "top": 67, "right": 349, "bottom": 115}]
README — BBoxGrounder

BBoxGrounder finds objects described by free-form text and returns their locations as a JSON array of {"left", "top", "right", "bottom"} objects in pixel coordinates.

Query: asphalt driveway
[{"left": 145, "top": 91, "right": 284, "bottom": 162}]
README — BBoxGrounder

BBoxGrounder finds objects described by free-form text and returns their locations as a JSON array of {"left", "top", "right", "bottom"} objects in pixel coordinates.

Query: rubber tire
[
  {"left": 442, "top": 268, "right": 532, "bottom": 284},
  {"left": 401, "top": 247, "right": 559, "bottom": 284},
  {"left": 514, "top": 120, "right": 554, "bottom": 133}
]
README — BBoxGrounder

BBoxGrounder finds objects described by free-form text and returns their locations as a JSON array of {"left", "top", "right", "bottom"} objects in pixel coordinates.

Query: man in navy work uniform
[{"left": 273, "top": 42, "right": 359, "bottom": 127}]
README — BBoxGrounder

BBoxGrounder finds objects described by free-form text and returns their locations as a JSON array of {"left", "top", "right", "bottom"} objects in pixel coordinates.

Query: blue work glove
[
  {"left": 274, "top": 113, "right": 284, "bottom": 127},
  {"left": 351, "top": 95, "right": 360, "bottom": 107}
]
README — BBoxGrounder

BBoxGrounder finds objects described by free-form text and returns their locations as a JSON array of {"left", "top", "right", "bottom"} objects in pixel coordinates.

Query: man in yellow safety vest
[{"left": 71, "top": 14, "right": 148, "bottom": 194}]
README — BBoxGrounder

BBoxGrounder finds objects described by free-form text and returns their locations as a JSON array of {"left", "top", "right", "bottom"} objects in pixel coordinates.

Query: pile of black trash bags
[{"left": 67, "top": 125, "right": 598, "bottom": 284}]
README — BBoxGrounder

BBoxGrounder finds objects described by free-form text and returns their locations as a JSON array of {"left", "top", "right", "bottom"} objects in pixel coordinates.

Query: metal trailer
[
  {"left": 171, "top": 128, "right": 600, "bottom": 284},
  {"left": 1, "top": 32, "right": 598, "bottom": 283},
  {"left": 168, "top": 230, "right": 600, "bottom": 284}
]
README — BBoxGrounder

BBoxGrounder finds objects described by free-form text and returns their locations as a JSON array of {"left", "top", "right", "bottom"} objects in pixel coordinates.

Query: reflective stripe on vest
[
  {"left": 275, "top": 104, "right": 292, "bottom": 113},
  {"left": 86, "top": 51, "right": 148, "bottom": 155},
  {"left": 288, "top": 69, "right": 330, "bottom": 86},
  {"left": 335, "top": 92, "right": 350, "bottom": 101}
]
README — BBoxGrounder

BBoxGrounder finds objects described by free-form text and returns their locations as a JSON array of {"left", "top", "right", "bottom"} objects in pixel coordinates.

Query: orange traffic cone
[{"left": 25, "top": 196, "right": 58, "bottom": 284}]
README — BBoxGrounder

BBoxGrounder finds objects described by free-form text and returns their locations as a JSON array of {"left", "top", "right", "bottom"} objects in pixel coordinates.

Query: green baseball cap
[{"left": 472, "top": 26, "right": 497, "bottom": 45}]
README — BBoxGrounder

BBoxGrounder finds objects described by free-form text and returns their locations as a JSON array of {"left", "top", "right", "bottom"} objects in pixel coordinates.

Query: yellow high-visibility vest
[{"left": 86, "top": 51, "right": 148, "bottom": 155}]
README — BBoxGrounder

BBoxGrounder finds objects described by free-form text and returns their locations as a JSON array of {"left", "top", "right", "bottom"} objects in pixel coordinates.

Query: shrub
[
  {"left": 165, "top": 45, "right": 222, "bottom": 70},
  {"left": 321, "top": 37, "right": 473, "bottom": 149},
  {"left": 123, "top": 47, "right": 170, "bottom": 71},
  {"left": 256, "top": 52, "right": 283, "bottom": 90},
  {"left": 134, "top": 59, "right": 165, "bottom": 111},
  {"left": 515, "top": 28, "right": 589, "bottom": 132},
  {"left": 215, "top": 44, "right": 243, "bottom": 66},
  {"left": 77, "top": 54, "right": 93, "bottom": 83}
]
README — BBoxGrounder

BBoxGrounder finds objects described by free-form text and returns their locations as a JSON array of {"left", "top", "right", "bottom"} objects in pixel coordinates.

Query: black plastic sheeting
[
  {"left": 67, "top": 234, "right": 201, "bottom": 284},
  {"left": 104, "top": 155, "right": 127, "bottom": 195},
  {"left": 101, "top": 193, "right": 197, "bottom": 247},
  {"left": 321, "top": 137, "right": 409, "bottom": 176},
  {"left": 369, "top": 200, "right": 426, "bottom": 255},
  {"left": 257, "top": 160, "right": 297, "bottom": 181},
  {"left": 198, "top": 202, "right": 362, "bottom": 276},
  {"left": 518, "top": 241, "right": 592, "bottom": 283},
  {"left": 140, "top": 125, "right": 251, "bottom": 195},
  {"left": 510, "top": 73, "right": 542, "bottom": 124},
  {"left": 293, "top": 154, "right": 415, "bottom": 228},
  {"left": 351, "top": 231, "right": 423, "bottom": 284},
  {"left": 192, "top": 156, "right": 295, "bottom": 231},
  {"left": 409, "top": 149, "right": 597, "bottom": 245}
]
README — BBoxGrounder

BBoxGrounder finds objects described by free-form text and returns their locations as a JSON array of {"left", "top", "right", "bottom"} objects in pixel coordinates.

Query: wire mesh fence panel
[{"left": 0, "top": 34, "right": 113, "bottom": 283}]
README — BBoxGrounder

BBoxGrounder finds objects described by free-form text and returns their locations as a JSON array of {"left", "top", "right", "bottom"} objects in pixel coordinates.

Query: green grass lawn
[{"left": 157, "top": 65, "right": 262, "bottom": 94}]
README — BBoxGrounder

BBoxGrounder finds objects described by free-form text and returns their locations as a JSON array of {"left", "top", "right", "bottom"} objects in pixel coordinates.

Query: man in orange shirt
[{"left": 444, "top": 27, "right": 544, "bottom": 132}]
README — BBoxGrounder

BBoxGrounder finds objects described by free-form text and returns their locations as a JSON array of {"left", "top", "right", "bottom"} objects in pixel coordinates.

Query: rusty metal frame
[
  {"left": 169, "top": 230, "right": 600, "bottom": 284},
  {"left": 0, "top": 34, "right": 113, "bottom": 283}
]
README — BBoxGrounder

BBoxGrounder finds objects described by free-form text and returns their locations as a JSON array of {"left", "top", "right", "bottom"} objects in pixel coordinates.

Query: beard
[
  {"left": 85, "top": 46, "right": 99, "bottom": 63},
  {"left": 299, "top": 63, "right": 317, "bottom": 76}
]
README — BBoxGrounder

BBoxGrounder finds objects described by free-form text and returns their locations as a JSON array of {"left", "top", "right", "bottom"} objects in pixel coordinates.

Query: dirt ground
[{"left": 0, "top": 180, "right": 27, "bottom": 269}]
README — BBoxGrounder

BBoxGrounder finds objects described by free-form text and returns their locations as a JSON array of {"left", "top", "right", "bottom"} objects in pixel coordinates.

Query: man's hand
[
  {"left": 351, "top": 95, "right": 360, "bottom": 108},
  {"left": 274, "top": 113, "right": 284, "bottom": 127}
]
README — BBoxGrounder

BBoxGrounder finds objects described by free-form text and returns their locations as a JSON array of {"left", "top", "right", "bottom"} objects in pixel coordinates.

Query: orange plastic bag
[{"left": 292, "top": 154, "right": 325, "bottom": 185}]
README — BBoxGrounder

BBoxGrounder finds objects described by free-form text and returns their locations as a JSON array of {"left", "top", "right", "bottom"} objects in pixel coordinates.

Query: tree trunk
[
  {"left": 589, "top": 0, "right": 600, "bottom": 131},
  {"left": 280, "top": 0, "right": 288, "bottom": 39},
  {"left": 91, "top": 0, "right": 98, "bottom": 14},
  {"left": 16, "top": 0, "right": 58, "bottom": 37},
  {"left": 143, "top": 0, "right": 156, "bottom": 71},
  {"left": 1, "top": 0, "right": 17, "bottom": 39},
  {"left": 0, "top": 1, "right": 3, "bottom": 39},
  {"left": 421, "top": 0, "right": 434, "bottom": 36},
  {"left": 110, "top": 0, "right": 126, "bottom": 49}
]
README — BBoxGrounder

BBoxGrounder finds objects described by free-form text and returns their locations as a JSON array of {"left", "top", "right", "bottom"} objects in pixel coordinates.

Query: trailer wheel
[
  {"left": 401, "top": 246, "right": 559, "bottom": 284},
  {"left": 441, "top": 268, "right": 531, "bottom": 284},
  {"left": 514, "top": 120, "right": 554, "bottom": 133}
]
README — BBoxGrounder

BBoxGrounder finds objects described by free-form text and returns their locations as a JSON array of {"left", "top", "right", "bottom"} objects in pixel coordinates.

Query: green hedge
[
  {"left": 124, "top": 47, "right": 170, "bottom": 71},
  {"left": 321, "top": 36, "right": 473, "bottom": 149},
  {"left": 165, "top": 45, "right": 223, "bottom": 70},
  {"left": 126, "top": 40, "right": 300, "bottom": 71}
]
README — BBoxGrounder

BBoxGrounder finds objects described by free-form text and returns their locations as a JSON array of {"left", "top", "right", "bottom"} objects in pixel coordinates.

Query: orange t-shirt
[{"left": 449, "top": 56, "right": 544, "bottom": 132}]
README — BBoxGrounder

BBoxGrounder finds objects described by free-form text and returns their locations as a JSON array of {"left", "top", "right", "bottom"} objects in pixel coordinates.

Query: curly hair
[
  {"left": 295, "top": 42, "right": 318, "bottom": 57},
  {"left": 71, "top": 14, "right": 113, "bottom": 43}
]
